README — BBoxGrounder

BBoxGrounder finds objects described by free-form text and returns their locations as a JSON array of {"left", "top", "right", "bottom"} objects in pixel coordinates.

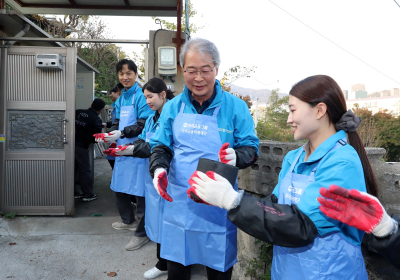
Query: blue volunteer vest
[{"left": 272, "top": 138, "right": 368, "bottom": 280}]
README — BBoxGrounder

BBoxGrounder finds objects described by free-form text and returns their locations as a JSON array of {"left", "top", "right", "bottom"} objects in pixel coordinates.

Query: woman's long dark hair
[
  {"left": 289, "top": 75, "right": 378, "bottom": 196},
  {"left": 142, "top": 77, "right": 175, "bottom": 100}
]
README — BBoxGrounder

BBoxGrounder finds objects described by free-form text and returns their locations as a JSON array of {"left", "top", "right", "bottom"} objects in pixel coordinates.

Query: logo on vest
[
  {"left": 288, "top": 185, "right": 303, "bottom": 195},
  {"left": 285, "top": 193, "right": 300, "bottom": 204},
  {"left": 218, "top": 128, "right": 232, "bottom": 134},
  {"left": 182, "top": 123, "right": 208, "bottom": 136},
  {"left": 285, "top": 185, "right": 303, "bottom": 204}
]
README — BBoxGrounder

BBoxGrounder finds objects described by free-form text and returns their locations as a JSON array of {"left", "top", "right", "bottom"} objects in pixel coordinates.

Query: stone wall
[{"left": 233, "top": 141, "right": 400, "bottom": 280}]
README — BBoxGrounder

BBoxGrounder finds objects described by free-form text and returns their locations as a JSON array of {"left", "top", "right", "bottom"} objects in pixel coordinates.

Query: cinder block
[{"left": 238, "top": 141, "right": 302, "bottom": 195}]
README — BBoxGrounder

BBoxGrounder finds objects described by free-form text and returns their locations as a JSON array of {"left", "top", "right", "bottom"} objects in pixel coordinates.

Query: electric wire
[
  {"left": 394, "top": 0, "right": 400, "bottom": 8},
  {"left": 250, "top": 74, "right": 279, "bottom": 86},
  {"left": 268, "top": 0, "right": 400, "bottom": 86}
]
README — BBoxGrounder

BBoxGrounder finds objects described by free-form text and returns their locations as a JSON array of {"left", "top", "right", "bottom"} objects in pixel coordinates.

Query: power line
[
  {"left": 394, "top": 0, "right": 400, "bottom": 8},
  {"left": 250, "top": 74, "right": 279, "bottom": 86},
  {"left": 268, "top": 0, "right": 400, "bottom": 86}
]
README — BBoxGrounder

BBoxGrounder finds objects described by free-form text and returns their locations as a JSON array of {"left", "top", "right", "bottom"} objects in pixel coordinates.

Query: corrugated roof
[{"left": 5, "top": 0, "right": 181, "bottom": 17}]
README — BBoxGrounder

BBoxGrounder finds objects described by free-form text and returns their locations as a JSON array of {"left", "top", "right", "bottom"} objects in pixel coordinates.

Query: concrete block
[{"left": 238, "top": 141, "right": 302, "bottom": 195}]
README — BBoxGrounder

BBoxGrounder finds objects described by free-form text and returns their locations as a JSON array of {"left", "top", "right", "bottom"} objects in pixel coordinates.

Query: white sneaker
[
  {"left": 125, "top": 236, "right": 150, "bottom": 251},
  {"left": 112, "top": 221, "right": 138, "bottom": 231},
  {"left": 144, "top": 267, "right": 168, "bottom": 279}
]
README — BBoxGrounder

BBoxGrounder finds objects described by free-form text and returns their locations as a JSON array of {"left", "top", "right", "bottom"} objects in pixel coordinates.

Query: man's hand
[
  {"left": 187, "top": 171, "right": 240, "bottom": 210},
  {"left": 115, "top": 145, "right": 134, "bottom": 156},
  {"left": 94, "top": 133, "right": 107, "bottom": 143},
  {"left": 218, "top": 143, "right": 236, "bottom": 166},
  {"left": 153, "top": 168, "right": 172, "bottom": 202},
  {"left": 318, "top": 185, "right": 395, "bottom": 237},
  {"left": 104, "top": 130, "right": 122, "bottom": 142}
]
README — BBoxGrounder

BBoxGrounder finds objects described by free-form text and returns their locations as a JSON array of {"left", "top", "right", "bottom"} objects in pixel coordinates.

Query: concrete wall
[
  {"left": 234, "top": 141, "right": 400, "bottom": 280},
  {"left": 148, "top": 30, "right": 186, "bottom": 95}
]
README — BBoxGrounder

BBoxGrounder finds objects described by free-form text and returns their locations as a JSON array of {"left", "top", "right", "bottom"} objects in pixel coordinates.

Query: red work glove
[
  {"left": 187, "top": 171, "right": 241, "bottom": 210},
  {"left": 318, "top": 185, "right": 394, "bottom": 237},
  {"left": 103, "top": 145, "right": 126, "bottom": 157},
  {"left": 187, "top": 177, "right": 212, "bottom": 205},
  {"left": 153, "top": 168, "right": 172, "bottom": 202},
  {"left": 218, "top": 143, "right": 236, "bottom": 166},
  {"left": 109, "top": 143, "right": 117, "bottom": 149},
  {"left": 94, "top": 133, "right": 107, "bottom": 143}
]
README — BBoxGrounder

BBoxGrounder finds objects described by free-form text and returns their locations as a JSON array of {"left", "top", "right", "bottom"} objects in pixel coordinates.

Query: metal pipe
[
  {"left": 176, "top": 0, "right": 182, "bottom": 62},
  {"left": 185, "top": 0, "right": 190, "bottom": 42},
  {"left": 5, "top": 23, "right": 30, "bottom": 45},
  {"left": 0, "top": 37, "right": 149, "bottom": 44}
]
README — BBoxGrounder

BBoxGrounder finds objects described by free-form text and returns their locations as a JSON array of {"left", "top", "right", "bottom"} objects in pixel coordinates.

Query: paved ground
[{"left": 0, "top": 157, "right": 207, "bottom": 280}]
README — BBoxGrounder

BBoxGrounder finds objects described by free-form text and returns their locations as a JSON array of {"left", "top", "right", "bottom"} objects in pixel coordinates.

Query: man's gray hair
[{"left": 179, "top": 38, "right": 221, "bottom": 68}]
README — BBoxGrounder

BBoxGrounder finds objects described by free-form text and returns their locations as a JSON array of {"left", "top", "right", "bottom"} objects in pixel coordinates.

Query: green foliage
[
  {"left": 131, "top": 46, "right": 146, "bottom": 79},
  {"left": 1, "top": 212, "right": 17, "bottom": 219},
  {"left": 352, "top": 107, "right": 400, "bottom": 161},
  {"left": 245, "top": 240, "right": 273, "bottom": 280},
  {"left": 95, "top": 92, "right": 112, "bottom": 105},
  {"left": 256, "top": 89, "right": 294, "bottom": 142},
  {"left": 152, "top": 0, "right": 203, "bottom": 34},
  {"left": 28, "top": 15, "right": 128, "bottom": 92},
  {"left": 221, "top": 66, "right": 256, "bottom": 93},
  {"left": 220, "top": 66, "right": 256, "bottom": 110}
]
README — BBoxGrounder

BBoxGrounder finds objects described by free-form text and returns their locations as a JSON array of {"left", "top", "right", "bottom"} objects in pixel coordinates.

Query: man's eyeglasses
[{"left": 183, "top": 67, "right": 216, "bottom": 78}]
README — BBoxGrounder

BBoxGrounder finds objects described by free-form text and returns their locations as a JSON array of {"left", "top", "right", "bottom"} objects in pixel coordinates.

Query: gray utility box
[{"left": 36, "top": 53, "right": 64, "bottom": 70}]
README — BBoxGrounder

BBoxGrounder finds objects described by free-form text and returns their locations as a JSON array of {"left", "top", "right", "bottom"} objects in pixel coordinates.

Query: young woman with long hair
[{"left": 188, "top": 75, "right": 377, "bottom": 279}]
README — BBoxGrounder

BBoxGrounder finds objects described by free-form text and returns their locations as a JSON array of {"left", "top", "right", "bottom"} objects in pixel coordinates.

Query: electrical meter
[{"left": 158, "top": 46, "right": 177, "bottom": 76}]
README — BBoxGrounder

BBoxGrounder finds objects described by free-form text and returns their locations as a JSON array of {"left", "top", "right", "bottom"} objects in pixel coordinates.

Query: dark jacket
[
  {"left": 75, "top": 108, "right": 102, "bottom": 149},
  {"left": 228, "top": 192, "right": 318, "bottom": 247},
  {"left": 366, "top": 214, "right": 400, "bottom": 269}
]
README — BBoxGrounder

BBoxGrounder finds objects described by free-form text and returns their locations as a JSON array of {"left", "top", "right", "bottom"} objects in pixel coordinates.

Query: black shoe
[
  {"left": 82, "top": 194, "right": 97, "bottom": 202},
  {"left": 74, "top": 193, "right": 84, "bottom": 199}
]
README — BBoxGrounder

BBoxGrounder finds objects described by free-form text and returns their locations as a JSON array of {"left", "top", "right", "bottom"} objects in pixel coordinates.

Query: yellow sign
[{"left": 0, "top": 135, "right": 5, "bottom": 142}]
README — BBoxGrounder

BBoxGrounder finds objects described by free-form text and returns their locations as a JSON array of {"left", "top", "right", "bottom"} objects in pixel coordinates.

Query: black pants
[
  {"left": 156, "top": 243, "right": 168, "bottom": 271},
  {"left": 167, "top": 260, "right": 233, "bottom": 280},
  {"left": 108, "top": 159, "right": 115, "bottom": 170},
  {"left": 114, "top": 191, "right": 146, "bottom": 236},
  {"left": 74, "top": 146, "right": 94, "bottom": 197}
]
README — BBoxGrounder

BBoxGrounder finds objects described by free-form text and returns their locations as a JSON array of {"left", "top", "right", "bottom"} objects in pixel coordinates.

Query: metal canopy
[{"left": 5, "top": 0, "right": 181, "bottom": 17}]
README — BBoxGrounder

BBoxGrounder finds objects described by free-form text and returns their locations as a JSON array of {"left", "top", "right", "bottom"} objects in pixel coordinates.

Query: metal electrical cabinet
[{"left": 0, "top": 46, "right": 76, "bottom": 216}]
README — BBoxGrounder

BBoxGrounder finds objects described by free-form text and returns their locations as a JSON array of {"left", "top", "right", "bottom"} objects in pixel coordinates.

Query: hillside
[{"left": 230, "top": 84, "right": 287, "bottom": 104}]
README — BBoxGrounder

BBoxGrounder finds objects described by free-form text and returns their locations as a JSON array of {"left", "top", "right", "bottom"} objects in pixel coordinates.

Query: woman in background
[{"left": 105, "top": 77, "right": 174, "bottom": 279}]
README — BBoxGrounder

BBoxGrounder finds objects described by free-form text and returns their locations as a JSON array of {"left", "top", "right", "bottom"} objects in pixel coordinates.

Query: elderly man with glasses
[{"left": 148, "top": 38, "right": 259, "bottom": 280}]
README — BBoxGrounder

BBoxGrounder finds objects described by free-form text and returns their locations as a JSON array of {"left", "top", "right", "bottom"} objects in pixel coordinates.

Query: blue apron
[
  {"left": 160, "top": 103, "right": 238, "bottom": 272},
  {"left": 272, "top": 138, "right": 368, "bottom": 280},
  {"left": 144, "top": 116, "right": 164, "bottom": 243},
  {"left": 106, "top": 103, "right": 117, "bottom": 161},
  {"left": 110, "top": 85, "right": 147, "bottom": 196}
]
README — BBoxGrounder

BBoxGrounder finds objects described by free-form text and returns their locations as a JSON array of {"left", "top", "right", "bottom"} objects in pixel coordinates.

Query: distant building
[
  {"left": 342, "top": 90, "right": 348, "bottom": 100},
  {"left": 348, "top": 90, "right": 367, "bottom": 100},
  {"left": 347, "top": 96, "right": 400, "bottom": 116},
  {"left": 351, "top": 83, "right": 366, "bottom": 92},
  {"left": 378, "top": 90, "right": 390, "bottom": 97},
  {"left": 390, "top": 88, "right": 400, "bottom": 96}
]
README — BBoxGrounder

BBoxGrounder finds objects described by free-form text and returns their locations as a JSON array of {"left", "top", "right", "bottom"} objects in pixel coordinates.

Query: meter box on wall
[
  {"left": 36, "top": 53, "right": 64, "bottom": 70},
  {"left": 158, "top": 47, "right": 177, "bottom": 76}
]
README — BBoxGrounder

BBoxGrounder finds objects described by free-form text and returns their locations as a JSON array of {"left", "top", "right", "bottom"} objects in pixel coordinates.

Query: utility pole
[{"left": 254, "top": 98, "right": 259, "bottom": 135}]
